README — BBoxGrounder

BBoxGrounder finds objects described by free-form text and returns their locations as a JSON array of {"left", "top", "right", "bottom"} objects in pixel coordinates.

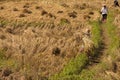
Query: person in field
[{"left": 101, "top": 4, "right": 108, "bottom": 23}]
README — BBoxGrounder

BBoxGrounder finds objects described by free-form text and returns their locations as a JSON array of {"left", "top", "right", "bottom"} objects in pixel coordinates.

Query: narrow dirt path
[
  {"left": 85, "top": 23, "right": 109, "bottom": 70},
  {"left": 80, "top": 18, "right": 120, "bottom": 80}
]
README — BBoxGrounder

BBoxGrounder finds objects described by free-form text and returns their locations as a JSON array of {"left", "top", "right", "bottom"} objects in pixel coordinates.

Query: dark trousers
[{"left": 102, "top": 14, "right": 107, "bottom": 21}]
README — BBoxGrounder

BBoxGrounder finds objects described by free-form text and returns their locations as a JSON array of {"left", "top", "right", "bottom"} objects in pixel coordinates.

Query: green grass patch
[
  {"left": 59, "top": 18, "right": 70, "bottom": 25},
  {"left": 50, "top": 53, "right": 89, "bottom": 80},
  {"left": 0, "top": 50, "right": 6, "bottom": 60},
  {"left": 90, "top": 21, "right": 101, "bottom": 48},
  {"left": 0, "top": 17, "right": 11, "bottom": 27},
  {"left": 89, "top": 21, "right": 102, "bottom": 57},
  {"left": 105, "top": 12, "right": 120, "bottom": 61},
  {"left": 0, "top": 50, "right": 18, "bottom": 71}
]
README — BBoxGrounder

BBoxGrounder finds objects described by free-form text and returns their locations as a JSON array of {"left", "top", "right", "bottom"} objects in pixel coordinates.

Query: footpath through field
[
  {"left": 78, "top": 10, "right": 120, "bottom": 80},
  {"left": 49, "top": 10, "right": 120, "bottom": 80}
]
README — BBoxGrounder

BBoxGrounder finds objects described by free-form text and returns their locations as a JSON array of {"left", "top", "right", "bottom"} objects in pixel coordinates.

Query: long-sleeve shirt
[{"left": 101, "top": 7, "right": 108, "bottom": 14}]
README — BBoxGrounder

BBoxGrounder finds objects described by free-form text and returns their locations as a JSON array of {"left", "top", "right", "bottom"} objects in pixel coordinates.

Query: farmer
[
  {"left": 101, "top": 4, "right": 108, "bottom": 22},
  {"left": 114, "top": 0, "right": 119, "bottom": 7}
]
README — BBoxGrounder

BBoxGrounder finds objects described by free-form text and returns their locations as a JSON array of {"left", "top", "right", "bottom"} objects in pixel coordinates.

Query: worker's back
[
  {"left": 100, "top": 5, "right": 108, "bottom": 23},
  {"left": 101, "top": 6, "right": 108, "bottom": 15}
]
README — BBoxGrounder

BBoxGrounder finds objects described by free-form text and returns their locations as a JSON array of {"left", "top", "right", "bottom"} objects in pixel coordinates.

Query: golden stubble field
[{"left": 0, "top": 0, "right": 116, "bottom": 80}]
